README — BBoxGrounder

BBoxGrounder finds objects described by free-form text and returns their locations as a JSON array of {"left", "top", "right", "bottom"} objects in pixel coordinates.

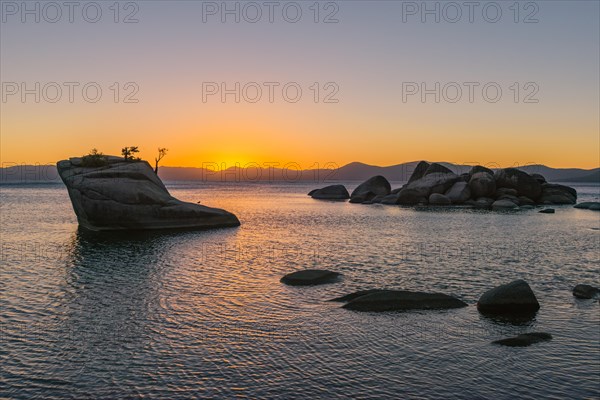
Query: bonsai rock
[{"left": 57, "top": 156, "right": 240, "bottom": 231}]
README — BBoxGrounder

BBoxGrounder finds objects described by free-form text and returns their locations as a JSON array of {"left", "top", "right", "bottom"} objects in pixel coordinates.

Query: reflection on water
[{"left": 1, "top": 182, "right": 599, "bottom": 399}]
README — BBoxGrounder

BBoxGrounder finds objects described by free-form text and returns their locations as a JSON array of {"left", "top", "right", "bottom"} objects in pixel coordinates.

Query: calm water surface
[{"left": 1, "top": 181, "right": 599, "bottom": 399}]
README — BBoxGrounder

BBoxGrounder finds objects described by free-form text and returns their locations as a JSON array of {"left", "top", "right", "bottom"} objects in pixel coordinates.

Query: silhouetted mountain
[
  {"left": 1, "top": 162, "right": 598, "bottom": 184},
  {"left": 557, "top": 169, "right": 600, "bottom": 183}
]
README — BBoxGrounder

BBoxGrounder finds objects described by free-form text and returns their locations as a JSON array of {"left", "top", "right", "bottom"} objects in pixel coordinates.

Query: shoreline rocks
[
  {"left": 309, "top": 162, "right": 578, "bottom": 209},
  {"left": 280, "top": 269, "right": 341, "bottom": 286},
  {"left": 477, "top": 280, "right": 540, "bottom": 314},
  {"left": 57, "top": 156, "right": 240, "bottom": 231}
]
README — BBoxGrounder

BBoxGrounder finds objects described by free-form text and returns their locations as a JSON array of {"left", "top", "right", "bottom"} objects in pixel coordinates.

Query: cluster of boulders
[
  {"left": 281, "top": 269, "right": 600, "bottom": 347},
  {"left": 309, "top": 161, "right": 581, "bottom": 210}
]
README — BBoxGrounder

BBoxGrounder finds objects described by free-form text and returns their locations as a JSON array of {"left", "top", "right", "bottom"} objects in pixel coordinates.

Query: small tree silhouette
[
  {"left": 154, "top": 148, "right": 168, "bottom": 174},
  {"left": 82, "top": 148, "right": 108, "bottom": 167},
  {"left": 122, "top": 146, "right": 140, "bottom": 161}
]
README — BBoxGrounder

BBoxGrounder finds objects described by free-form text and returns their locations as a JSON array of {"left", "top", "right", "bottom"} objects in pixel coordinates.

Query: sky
[{"left": 1, "top": 0, "right": 599, "bottom": 169}]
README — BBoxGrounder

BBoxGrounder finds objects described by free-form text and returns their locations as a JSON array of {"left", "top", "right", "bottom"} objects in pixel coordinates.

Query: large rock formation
[
  {"left": 309, "top": 162, "right": 578, "bottom": 209},
  {"left": 57, "top": 156, "right": 240, "bottom": 231}
]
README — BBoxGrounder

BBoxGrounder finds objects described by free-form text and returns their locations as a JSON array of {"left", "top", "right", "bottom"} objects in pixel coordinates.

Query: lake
[{"left": 1, "top": 181, "right": 599, "bottom": 399}]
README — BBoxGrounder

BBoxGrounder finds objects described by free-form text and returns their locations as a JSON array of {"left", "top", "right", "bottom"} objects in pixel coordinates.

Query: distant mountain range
[{"left": 1, "top": 161, "right": 598, "bottom": 184}]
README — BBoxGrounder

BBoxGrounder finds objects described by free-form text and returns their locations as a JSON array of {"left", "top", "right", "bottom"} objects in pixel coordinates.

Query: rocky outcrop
[
  {"left": 531, "top": 173, "right": 546, "bottom": 184},
  {"left": 429, "top": 193, "right": 451, "bottom": 205},
  {"left": 495, "top": 188, "right": 518, "bottom": 198},
  {"left": 493, "top": 332, "right": 552, "bottom": 347},
  {"left": 518, "top": 196, "right": 535, "bottom": 206},
  {"left": 469, "top": 172, "right": 496, "bottom": 198},
  {"left": 309, "top": 162, "right": 577, "bottom": 209},
  {"left": 424, "top": 163, "right": 453, "bottom": 176},
  {"left": 309, "top": 184, "right": 350, "bottom": 200},
  {"left": 466, "top": 197, "right": 494, "bottom": 209},
  {"left": 445, "top": 181, "right": 471, "bottom": 204},
  {"left": 349, "top": 176, "right": 391, "bottom": 204},
  {"left": 572, "top": 284, "right": 600, "bottom": 299},
  {"left": 280, "top": 269, "right": 341, "bottom": 286},
  {"left": 538, "top": 184, "right": 577, "bottom": 204},
  {"left": 495, "top": 168, "right": 542, "bottom": 200},
  {"left": 395, "top": 188, "right": 428, "bottom": 205},
  {"left": 407, "top": 161, "right": 431, "bottom": 184},
  {"left": 492, "top": 199, "right": 519, "bottom": 210},
  {"left": 340, "top": 289, "right": 468, "bottom": 312},
  {"left": 392, "top": 164, "right": 460, "bottom": 205},
  {"left": 477, "top": 280, "right": 540, "bottom": 314},
  {"left": 57, "top": 156, "right": 240, "bottom": 231},
  {"left": 469, "top": 165, "right": 494, "bottom": 177}
]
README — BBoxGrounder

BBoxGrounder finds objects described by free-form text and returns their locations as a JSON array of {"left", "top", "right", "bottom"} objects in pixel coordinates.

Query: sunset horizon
[{"left": 2, "top": 1, "right": 599, "bottom": 399}]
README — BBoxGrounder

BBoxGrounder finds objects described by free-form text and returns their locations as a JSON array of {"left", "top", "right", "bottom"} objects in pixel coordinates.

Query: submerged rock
[
  {"left": 477, "top": 280, "right": 540, "bottom": 314},
  {"left": 57, "top": 157, "right": 240, "bottom": 231},
  {"left": 309, "top": 184, "right": 350, "bottom": 200},
  {"left": 341, "top": 290, "right": 468, "bottom": 312},
  {"left": 280, "top": 269, "right": 340, "bottom": 286},
  {"left": 329, "top": 289, "right": 384, "bottom": 302},
  {"left": 574, "top": 202, "right": 600, "bottom": 210},
  {"left": 493, "top": 332, "right": 552, "bottom": 347},
  {"left": 539, "top": 208, "right": 555, "bottom": 214},
  {"left": 573, "top": 284, "right": 600, "bottom": 299}
]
